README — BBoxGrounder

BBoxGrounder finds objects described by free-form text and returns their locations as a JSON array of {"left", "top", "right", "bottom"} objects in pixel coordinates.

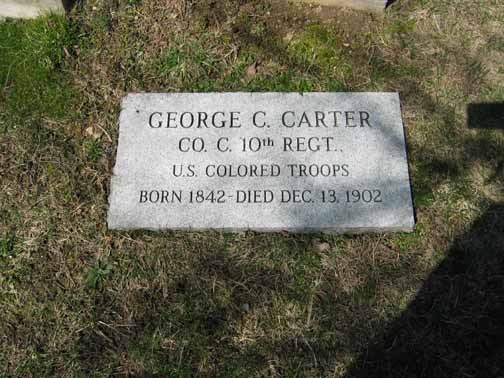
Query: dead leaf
[
  {"left": 85, "top": 126, "right": 102, "bottom": 140},
  {"left": 314, "top": 240, "right": 331, "bottom": 253},
  {"left": 84, "top": 126, "right": 93, "bottom": 136},
  {"left": 246, "top": 62, "right": 258, "bottom": 77},
  {"left": 283, "top": 31, "right": 295, "bottom": 44}
]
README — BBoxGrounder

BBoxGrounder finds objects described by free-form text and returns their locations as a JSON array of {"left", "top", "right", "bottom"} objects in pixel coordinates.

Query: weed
[
  {"left": 86, "top": 260, "right": 113, "bottom": 289},
  {"left": 84, "top": 139, "right": 103, "bottom": 163}
]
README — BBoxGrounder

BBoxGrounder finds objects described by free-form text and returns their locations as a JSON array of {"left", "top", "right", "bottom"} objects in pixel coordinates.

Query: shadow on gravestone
[
  {"left": 468, "top": 103, "right": 504, "bottom": 130},
  {"left": 343, "top": 203, "right": 504, "bottom": 378}
]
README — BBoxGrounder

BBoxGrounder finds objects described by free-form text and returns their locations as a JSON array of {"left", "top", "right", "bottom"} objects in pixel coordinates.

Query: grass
[
  {"left": 0, "top": 14, "right": 74, "bottom": 124},
  {"left": 1, "top": 0, "right": 503, "bottom": 376}
]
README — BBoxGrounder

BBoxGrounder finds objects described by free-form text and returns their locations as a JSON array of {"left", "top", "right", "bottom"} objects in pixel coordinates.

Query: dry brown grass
[{"left": 1, "top": 0, "right": 503, "bottom": 376}]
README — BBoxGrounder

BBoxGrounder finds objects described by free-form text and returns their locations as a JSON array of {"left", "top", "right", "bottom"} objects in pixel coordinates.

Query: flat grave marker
[
  {"left": 108, "top": 92, "right": 415, "bottom": 233},
  {"left": 0, "top": 0, "right": 64, "bottom": 18},
  {"left": 294, "top": 0, "right": 387, "bottom": 12}
]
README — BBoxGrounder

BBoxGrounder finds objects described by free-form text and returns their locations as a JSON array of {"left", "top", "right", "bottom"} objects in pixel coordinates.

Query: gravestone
[
  {"left": 0, "top": 0, "right": 63, "bottom": 18},
  {"left": 294, "top": 0, "right": 388, "bottom": 12},
  {"left": 108, "top": 92, "right": 414, "bottom": 233}
]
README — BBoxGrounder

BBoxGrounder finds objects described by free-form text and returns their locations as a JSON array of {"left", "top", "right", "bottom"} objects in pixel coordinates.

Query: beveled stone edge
[{"left": 108, "top": 91, "right": 416, "bottom": 234}]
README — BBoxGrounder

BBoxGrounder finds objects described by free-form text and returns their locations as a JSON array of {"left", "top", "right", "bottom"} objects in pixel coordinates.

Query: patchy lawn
[{"left": 1, "top": 0, "right": 503, "bottom": 376}]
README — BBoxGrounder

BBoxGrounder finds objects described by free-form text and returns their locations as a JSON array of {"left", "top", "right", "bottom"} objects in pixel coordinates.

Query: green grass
[
  {"left": 0, "top": 14, "right": 74, "bottom": 124},
  {"left": 1, "top": 0, "right": 504, "bottom": 376}
]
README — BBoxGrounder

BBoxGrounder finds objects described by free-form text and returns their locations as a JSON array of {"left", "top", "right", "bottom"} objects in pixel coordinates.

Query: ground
[{"left": 1, "top": 0, "right": 503, "bottom": 377}]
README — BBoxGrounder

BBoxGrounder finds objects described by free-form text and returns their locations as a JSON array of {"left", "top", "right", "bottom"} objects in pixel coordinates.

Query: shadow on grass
[
  {"left": 468, "top": 103, "right": 504, "bottom": 129},
  {"left": 386, "top": 0, "right": 398, "bottom": 8},
  {"left": 62, "top": 0, "right": 79, "bottom": 12},
  {"left": 345, "top": 203, "right": 504, "bottom": 378},
  {"left": 74, "top": 234, "right": 324, "bottom": 375},
  {"left": 383, "top": 74, "right": 504, "bottom": 204}
]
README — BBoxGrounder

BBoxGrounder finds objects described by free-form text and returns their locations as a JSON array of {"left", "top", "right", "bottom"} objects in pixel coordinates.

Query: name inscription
[{"left": 147, "top": 109, "right": 372, "bottom": 129}]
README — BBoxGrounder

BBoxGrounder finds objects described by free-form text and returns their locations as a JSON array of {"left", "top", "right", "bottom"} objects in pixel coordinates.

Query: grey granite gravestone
[
  {"left": 0, "top": 0, "right": 63, "bottom": 18},
  {"left": 295, "top": 0, "right": 388, "bottom": 12},
  {"left": 108, "top": 92, "right": 414, "bottom": 233}
]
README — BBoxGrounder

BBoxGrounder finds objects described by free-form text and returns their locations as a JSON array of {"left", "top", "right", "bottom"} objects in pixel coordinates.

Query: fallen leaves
[
  {"left": 242, "top": 61, "right": 260, "bottom": 84},
  {"left": 314, "top": 240, "right": 331, "bottom": 253},
  {"left": 85, "top": 126, "right": 102, "bottom": 140}
]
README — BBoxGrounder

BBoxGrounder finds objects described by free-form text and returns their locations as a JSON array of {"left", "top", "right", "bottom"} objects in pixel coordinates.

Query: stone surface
[
  {"left": 0, "top": 0, "right": 63, "bottom": 18},
  {"left": 294, "top": 0, "right": 387, "bottom": 12},
  {"left": 108, "top": 92, "right": 414, "bottom": 233}
]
